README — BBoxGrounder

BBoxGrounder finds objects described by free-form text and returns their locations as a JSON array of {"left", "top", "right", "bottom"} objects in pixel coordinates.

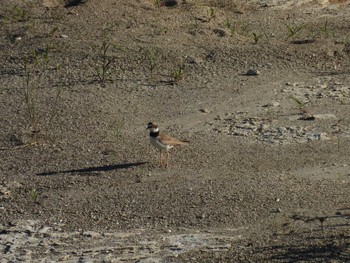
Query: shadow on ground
[
  {"left": 36, "top": 162, "right": 147, "bottom": 176},
  {"left": 254, "top": 209, "right": 350, "bottom": 262}
]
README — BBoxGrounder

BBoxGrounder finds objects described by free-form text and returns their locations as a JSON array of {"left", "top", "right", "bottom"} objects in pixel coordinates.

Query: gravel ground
[{"left": 1, "top": 0, "right": 349, "bottom": 262}]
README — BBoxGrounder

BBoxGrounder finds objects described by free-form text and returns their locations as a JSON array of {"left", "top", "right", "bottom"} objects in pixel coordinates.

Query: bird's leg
[
  {"left": 165, "top": 152, "right": 170, "bottom": 167},
  {"left": 159, "top": 150, "right": 163, "bottom": 166}
]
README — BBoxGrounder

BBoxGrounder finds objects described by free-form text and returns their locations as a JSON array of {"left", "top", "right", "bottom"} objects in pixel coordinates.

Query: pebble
[
  {"left": 199, "top": 108, "right": 210, "bottom": 113},
  {"left": 285, "top": 82, "right": 297, "bottom": 87},
  {"left": 262, "top": 101, "right": 279, "bottom": 107},
  {"left": 246, "top": 69, "right": 260, "bottom": 76}
]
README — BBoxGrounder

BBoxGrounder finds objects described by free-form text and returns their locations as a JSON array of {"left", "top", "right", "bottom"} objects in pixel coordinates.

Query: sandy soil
[{"left": 1, "top": 0, "right": 349, "bottom": 262}]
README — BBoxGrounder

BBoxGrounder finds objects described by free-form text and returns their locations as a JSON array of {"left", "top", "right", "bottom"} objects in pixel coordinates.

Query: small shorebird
[{"left": 146, "top": 122, "right": 189, "bottom": 167}]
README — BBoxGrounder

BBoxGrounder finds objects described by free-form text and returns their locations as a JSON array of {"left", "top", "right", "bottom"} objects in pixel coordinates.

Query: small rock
[
  {"left": 262, "top": 101, "right": 279, "bottom": 107},
  {"left": 213, "top": 28, "right": 226, "bottom": 37},
  {"left": 83, "top": 231, "right": 101, "bottom": 238},
  {"left": 246, "top": 69, "right": 260, "bottom": 76},
  {"left": 185, "top": 56, "right": 197, "bottom": 64},
  {"left": 38, "top": 226, "right": 51, "bottom": 234},
  {"left": 258, "top": 123, "right": 269, "bottom": 132},
  {"left": 285, "top": 82, "right": 299, "bottom": 87},
  {"left": 199, "top": 108, "right": 210, "bottom": 113}
]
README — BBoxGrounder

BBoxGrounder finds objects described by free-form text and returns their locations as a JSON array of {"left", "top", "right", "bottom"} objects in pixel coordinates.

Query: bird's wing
[{"left": 159, "top": 132, "right": 189, "bottom": 146}]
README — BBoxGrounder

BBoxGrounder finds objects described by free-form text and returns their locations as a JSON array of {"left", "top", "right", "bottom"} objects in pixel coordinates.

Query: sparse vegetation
[
  {"left": 147, "top": 45, "right": 157, "bottom": 78},
  {"left": 19, "top": 43, "right": 63, "bottom": 147},
  {"left": 154, "top": 0, "right": 161, "bottom": 8},
  {"left": 93, "top": 42, "right": 116, "bottom": 86},
  {"left": 252, "top": 32, "right": 263, "bottom": 44},
  {"left": 11, "top": 4, "right": 29, "bottom": 22},
  {"left": 30, "top": 188, "right": 38, "bottom": 202},
  {"left": 1, "top": 2, "right": 350, "bottom": 261},
  {"left": 285, "top": 22, "right": 306, "bottom": 40},
  {"left": 171, "top": 64, "right": 185, "bottom": 84},
  {"left": 208, "top": 7, "right": 215, "bottom": 21},
  {"left": 224, "top": 20, "right": 236, "bottom": 35},
  {"left": 289, "top": 95, "right": 311, "bottom": 117},
  {"left": 112, "top": 119, "right": 124, "bottom": 143}
]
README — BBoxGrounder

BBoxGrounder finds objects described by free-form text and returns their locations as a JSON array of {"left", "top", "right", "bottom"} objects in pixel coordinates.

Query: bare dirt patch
[{"left": 1, "top": 0, "right": 349, "bottom": 261}]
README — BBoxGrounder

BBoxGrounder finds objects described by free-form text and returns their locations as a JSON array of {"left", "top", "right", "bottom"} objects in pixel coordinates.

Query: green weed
[
  {"left": 94, "top": 42, "right": 115, "bottom": 86},
  {"left": 224, "top": 20, "right": 236, "bottom": 35},
  {"left": 289, "top": 95, "right": 311, "bottom": 116},
  {"left": 147, "top": 45, "right": 157, "bottom": 77},
  {"left": 113, "top": 120, "right": 124, "bottom": 142},
  {"left": 20, "top": 45, "right": 63, "bottom": 146},
  {"left": 208, "top": 7, "right": 215, "bottom": 21},
  {"left": 30, "top": 188, "right": 38, "bottom": 202},
  {"left": 252, "top": 32, "right": 263, "bottom": 44},
  {"left": 171, "top": 64, "right": 185, "bottom": 84},
  {"left": 285, "top": 22, "right": 305, "bottom": 40},
  {"left": 12, "top": 5, "right": 29, "bottom": 22}
]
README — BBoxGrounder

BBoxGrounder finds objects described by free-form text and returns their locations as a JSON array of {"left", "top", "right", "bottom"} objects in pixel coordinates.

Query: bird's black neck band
[{"left": 150, "top": 131, "right": 159, "bottom": 137}]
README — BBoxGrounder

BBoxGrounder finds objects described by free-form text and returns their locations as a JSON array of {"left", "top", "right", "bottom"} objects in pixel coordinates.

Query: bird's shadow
[{"left": 37, "top": 162, "right": 147, "bottom": 176}]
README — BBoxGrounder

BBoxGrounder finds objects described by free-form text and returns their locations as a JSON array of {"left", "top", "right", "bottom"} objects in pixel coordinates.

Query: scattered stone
[
  {"left": 199, "top": 108, "right": 210, "bottom": 113},
  {"left": 83, "top": 231, "right": 101, "bottom": 238},
  {"left": 246, "top": 69, "right": 260, "bottom": 76},
  {"left": 262, "top": 101, "right": 279, "bottom": 107},
  {"left": 185, "top": 56, "right": 197, "bottom": 64},
  {"left": 285, "top": 82, "right": 294, "bottom": 86},
  {"left": 298, "top": 115, "right": 315, "bottom": 121},
  {"left": 213, "top": 29, "right": 226, "bottom": 37}
]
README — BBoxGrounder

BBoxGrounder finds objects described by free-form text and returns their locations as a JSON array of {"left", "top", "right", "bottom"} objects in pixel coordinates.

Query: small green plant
[
  {"left": 22, "top": 44, "right": 56, "bottom": 134},
  {"left": 239, "top": 22, "right": 250, "bottom": 35},
  {"left": 285, "top": 22, "right": 305, "bottom": 40},
  {"left": 147, "top": 46, "right": 157, "bottom": 77},
  {"left": 94, "top": 42, "right": 115, "bottom": 86},
  {"left": 171, "top": 64, "right": 185, "bottom": 84},
  {"left": 48, "top": 26, "right": 59, "bottom": 38},
  {"left": 12, "top": 5, "right": 29, "bottom": 22},
  {"left": 289, "top": 95, "right": 310, "bottom": 116},
  {"left": 319, "top": 19, "right": 331, "bottom": 39},
  {"left": 208, "top": 7, "right": 215, "bottom": 21},
  {"left": 154, "top": 0, "right": 161, "bottom": 8},
  {"left": 224, "top": 20, "right": 236, "bottom": 35},
  {"left": 306, "top": 20, "right": 332, "bottom": 41},
  {"left": 30, "top": 188, "right": 38, "bottom": 202},
  {"left": 252, "top": 32, "right": 263, "bottom": 44},
  {"left": 19, "top": 45, "right": 63, "bottom": 147},
  {"left": 113, "top": 120, "right": 124, "bottom": 142}
]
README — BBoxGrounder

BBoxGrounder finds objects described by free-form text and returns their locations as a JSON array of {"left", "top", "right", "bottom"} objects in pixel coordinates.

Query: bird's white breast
[{"left": 150, "top": 137, "right": 172, "bottom": 151}]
